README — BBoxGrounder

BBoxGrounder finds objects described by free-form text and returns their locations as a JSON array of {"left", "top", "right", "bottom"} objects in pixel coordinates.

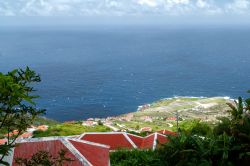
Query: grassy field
[
  {"left": 110, "top": 97, "right": 231, "bottom": 132},
  {"left": 150, "top": 97, "right": 200, "bottom": 108},
  {"left": 0, "top": 116, "right": 59, "bottom": 139},
  {"left": 33, "top": 122, "right": 111, "bottom": 137},
  {"left": 33, "top": 116, "right": 59, "bottom": 126}
]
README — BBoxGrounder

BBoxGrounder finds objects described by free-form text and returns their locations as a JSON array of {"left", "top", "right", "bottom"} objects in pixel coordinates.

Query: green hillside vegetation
[
  {"left": 110, "top": 97, "right": 231, "bottom": 132},
  {"left": 33, "top": 122, "right": 111, "bottom": 137},
  {"left": 33, "top": 116, "right": 59, "bottom": 126},
  {"left": 111, "top": 92, "right": 250, "bottom": 166}
]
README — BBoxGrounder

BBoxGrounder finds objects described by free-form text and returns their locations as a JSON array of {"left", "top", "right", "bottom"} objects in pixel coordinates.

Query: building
[
  {"left": 166, "top": 117, "right": 177, "bottom": 121},
  {"left": 82, "top": 121, "right": 98, "bottom": 127},
  {"left": 19, "top": 132, "right": 33, "bottom": 139},
  {"left": 140, "top": 116, "right": 153, "bottom": 122},
  {"left": 4, "top": 130, "right": 19, "bottom": 137},
  {"left": 0, "top": 139, "right": 7, "bottom": 145},
  {"left": 79, "top": 132, "right": 168, "bottom": 151},
  {"left": 127, "top": 133, "right": 168, "bottom": 150},
  {"left": 157, "top": 129, "right": 177, "bottom": 136},
  {"left": 3, "top": 131, "right": 173, "bottom": 165},
  {"left": 36, "top": 125, "right": 49, "bottom": 131},
  {"left": 4, "top": 137, "right": 110, "bottom": 166},
  {"left": 140, "top": 127, "right": 152, "bottom": 132}
]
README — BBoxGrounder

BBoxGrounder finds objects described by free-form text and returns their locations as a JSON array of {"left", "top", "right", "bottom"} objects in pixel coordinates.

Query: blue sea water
[{"left": 0, "top": 25, "right": 250, "bottom": 121}]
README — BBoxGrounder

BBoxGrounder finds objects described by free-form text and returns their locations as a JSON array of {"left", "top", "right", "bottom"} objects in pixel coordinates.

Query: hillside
[
  {"left": 107, "top": 97, "right": 232, "bottom": 132},
  {"left": 30, "top": 97, "right": 232, "bottom": 137}
]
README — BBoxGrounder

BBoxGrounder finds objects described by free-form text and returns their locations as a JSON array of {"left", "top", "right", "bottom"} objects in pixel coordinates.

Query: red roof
[
  {"left": 80, "top": 133, "right": 135, "bottom": 150},
  {"left": 7, "top": 137, "right": 110, "bottom": 166},
  {"left": 4, "top": 132, "right": 169, "bottom": 165},
  {"left": 19, "top": 132, "right": 33, "bottom": 139},
  {"left": 69, "top": 140, "right": 109, "bottom": 166},
  {"left": 36, "top": 125, "right": 48, "bottom": 131},
  {"left": 13, "top": 140, "right": 82, "bottom": 166},
  {"left": 4, "top": 130, "right": 19, "bottom": 137},
  {"left": 156, "top": 133, "right": 169, "bottom": 145},
  {"left": 128, "top": 133, "right": 169, "bottom": 149},
  {"left": 157, "top": 129, "right": 177, "bottom": 136},
  {"left": 126, "top": 134, "right": 144, "bottom": 148},
  {"left": 80, "top": 132, "right": 169, "bottom": 150},
  {"left": 140, "top": 127, "right": 152, "bottom": 132},
  {"left": 166, "top": 117, "right": 177, "bottom": 121},
  {"left": 126, "top": 134, "right": 154, "bottom": 149},
  {"left": 0, "top": 139, "right": 7, "bottom": 145}
]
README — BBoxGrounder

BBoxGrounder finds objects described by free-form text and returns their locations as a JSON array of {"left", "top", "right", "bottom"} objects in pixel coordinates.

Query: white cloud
[
  {"left": 137, "top": 0, "right": 158, "bottom": 7},
  {"left": 196, "top": 0, "right": 209, "bottom": 8},
  {"left": 169, "top": 0, "right": 190, "bottom": 5},
  {"left": 0, "top": 0, "right": 249, "bottom": 17},
  {"left": 226, "top": 0, "right": 250, "bottom": 14}
]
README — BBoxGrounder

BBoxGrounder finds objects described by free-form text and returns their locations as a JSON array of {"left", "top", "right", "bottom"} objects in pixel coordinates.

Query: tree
[
  {"left": 0, "top": 67, "right": 45, "bottom": 165},
  {"left": 158, "top": 91, "right": 250, "bottom": 166},
  {"left": 110, "top": 91, "right": 250, "bottom": 165},
  {"left": 15, "top": 149, "right": 74, "bottom": 166},
  {"left": 110, "top": 149, "right": 162, "bottom": 166}
]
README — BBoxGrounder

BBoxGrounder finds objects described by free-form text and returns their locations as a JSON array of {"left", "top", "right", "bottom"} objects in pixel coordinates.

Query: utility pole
[{"left": 175, "top": 111, "right": 179, "bottom": 133}]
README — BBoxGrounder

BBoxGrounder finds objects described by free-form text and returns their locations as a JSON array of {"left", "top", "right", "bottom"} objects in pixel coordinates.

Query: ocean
[{"left": 0, "top": 25, "right": 250, "bottom": 121}]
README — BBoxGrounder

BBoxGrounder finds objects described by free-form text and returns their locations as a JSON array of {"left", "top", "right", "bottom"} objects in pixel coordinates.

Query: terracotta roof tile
[
  {"left": 157, "top": 130, "right": 177, "bottom": 136},
  {"left": 12, "top": 140, "right": 82, "bottom": 166},
  {"left": 69, "top": 139, "right": 110, "bottom": 166},
  {"left": 19, "top": 132, "right": 33, "bottom": 139},
  {"left": 127, "top": 134, "right": 144, "bottom": 148},
  {"left": 141, "top": 134, "right": 155, "bottom": 149},
  {"left": 0, "top": 139, "right": 7, "bottom": 145},
  {"left": 156, "top": 134, "right": 169, "bottom": 145},
  {"left": 80, "top": 133, "right": 134, "bottom": 150}
]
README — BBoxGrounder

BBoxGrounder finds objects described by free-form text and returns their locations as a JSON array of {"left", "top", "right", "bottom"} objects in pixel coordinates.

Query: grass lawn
[
  {"left": 33, "top": 116, "right": 59, "bottom": 126},
  {"left": 118, "top": 120, "right": 175, "bottom": 131},
  {"left": 33, "top": 122, "right": 111, "bottom": 137}
]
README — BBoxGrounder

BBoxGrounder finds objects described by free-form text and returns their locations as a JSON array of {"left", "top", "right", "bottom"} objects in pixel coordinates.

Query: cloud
[
  {"left": 226, "top": 0, "right": 250, "bottom": 14},
  {"left": 137, "top": 0, "right": 158, "bottom": 7},
  {"left": 0, "top": 0, "right": 249, "bottom": 17},
  {"left": 196, "top": 0, "right": 209, "bottom": 8}
]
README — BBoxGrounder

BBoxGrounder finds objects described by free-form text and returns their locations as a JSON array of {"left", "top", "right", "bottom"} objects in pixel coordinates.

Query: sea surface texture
[{"left": 0, "top": 26, "right": 250, "bottom": 121}]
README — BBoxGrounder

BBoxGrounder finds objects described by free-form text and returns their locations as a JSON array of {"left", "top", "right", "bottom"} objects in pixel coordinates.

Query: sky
[{"left": 0, "top": 0, "right": 250, "bottom": 25}]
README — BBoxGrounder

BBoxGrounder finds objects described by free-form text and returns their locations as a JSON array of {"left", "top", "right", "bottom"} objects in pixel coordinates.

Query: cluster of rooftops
[{"left": 4, "top": 130, "right": 176, "bottom": 166}]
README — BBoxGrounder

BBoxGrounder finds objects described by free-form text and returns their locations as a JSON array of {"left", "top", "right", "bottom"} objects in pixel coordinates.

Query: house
[
  {"left": 36, "top": 125, "right": 49, "bottom": 131},
  {"left": 4, "top": 130, "right": 19, "bottom": 137},
  {"left": 79, "top": 132, "right": 168, "bottom": 151},
  {"left": 140, "top": 116, "right": 153, "bottom": 122},
  {"left": 140, "top": 127, "right": 152, "bottom": 132},
  {"left": 166, "top": 117, "right": 177, "bottom": 121},
  {"left": 137, "top": 104, "right": 150, "bottom": 112},
  {"left": 0, "top": 139, "right": 7, "bottom": 145},
  {"left": 26, "top": 126, "right": 37, "bottom": 133},
  {"left": 18, "top": 132, "right": 33, "bottom": 139},
  {"left": 127, "top": 133, "right": 168, "bottom": 150},
  {"left": 79, "top": 132, "right": 135, "bottom": 150},
  {"left": 82, "top": 121, "right": 98, "bottom": 127},
  {"left": 124, "top": 113, "right": 134, "bottom": 121},
  {"left": 4, "top": 137, "right": 110, "bottom": 166},
  {"left": 157, "top": 129, "right": 177, "bottom": 136}
]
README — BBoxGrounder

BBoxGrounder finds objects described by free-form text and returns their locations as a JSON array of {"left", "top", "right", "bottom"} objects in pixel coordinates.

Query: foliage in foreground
[
  {"left": 110, "top": 149, "right": 162, "bottom": 166},
  {"left": 111, "top": 91, "right": 250, "bottom": 166},
  {"left": 33, "top": 116, "right": 59, "bottom": 126},
  {"left": 15, "top": 150, "right": 73, "bottom": 166},
  {"left": 0, "top": 67, "right": 45, "bottom": 165}
]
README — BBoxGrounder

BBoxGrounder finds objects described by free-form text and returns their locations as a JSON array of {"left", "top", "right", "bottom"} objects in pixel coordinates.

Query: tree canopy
[{"left": 0, "top": 67, "right": 45, "bottom": 165}]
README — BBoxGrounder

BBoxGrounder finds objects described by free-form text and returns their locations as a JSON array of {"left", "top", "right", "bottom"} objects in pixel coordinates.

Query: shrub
[{"left": 110, "top": 149, "right": 162, "bottom": 166}]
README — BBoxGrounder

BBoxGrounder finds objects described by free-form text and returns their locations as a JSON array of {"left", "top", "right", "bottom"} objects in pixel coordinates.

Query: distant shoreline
[
  {"left": 137, "top": 96, "right": 233, "bottom": 111},
  {"left": 41, "top": 96, "right": 235, "bottom": 123}
]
